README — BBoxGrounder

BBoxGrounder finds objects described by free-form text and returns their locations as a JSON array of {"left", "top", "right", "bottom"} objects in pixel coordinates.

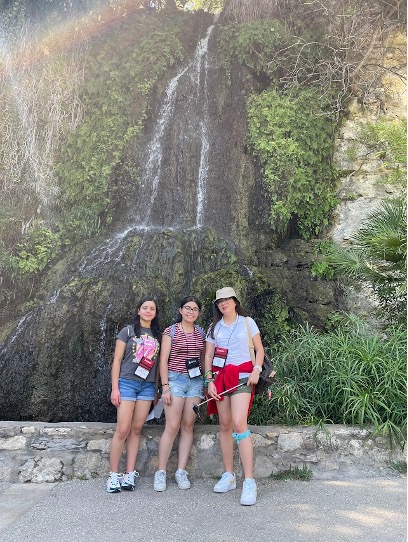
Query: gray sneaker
[
  {"left": 240, "top": 478, "right": 257, "bottom": 505},
  {"left": 106, "top": 472, "right": 121, "bottom": 493},
  {"left": 121, "top": 470, "right": 139, "bottom": 491},
  {"left": 213, "top": 472, "right": 236, "bottom": 493},
  {"left": 154, "top": 470, "right": 167, "bottom": 492},
  {"left": 175, "top": 469, "right": 191, "bottom": 489}
]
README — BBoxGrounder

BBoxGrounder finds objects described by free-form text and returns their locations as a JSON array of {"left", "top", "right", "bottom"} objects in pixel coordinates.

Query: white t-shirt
[{"left": 206, "top": 315, "right": 259, "bottom": 367}]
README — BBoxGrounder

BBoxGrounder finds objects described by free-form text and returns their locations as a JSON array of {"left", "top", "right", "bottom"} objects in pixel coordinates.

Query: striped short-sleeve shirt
[{"left": 163, "top": 323, "right": 205, "bottom": 374}]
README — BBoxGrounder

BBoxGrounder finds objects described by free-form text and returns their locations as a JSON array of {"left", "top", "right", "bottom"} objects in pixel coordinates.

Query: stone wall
[{"left": 0, "top": 422, "right": 404, "bottom": 483}]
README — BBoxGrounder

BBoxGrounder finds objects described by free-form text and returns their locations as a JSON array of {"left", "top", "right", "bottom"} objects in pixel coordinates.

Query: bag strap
[{"left": 244, "top": 317, "right": 256, "bottom": 365}]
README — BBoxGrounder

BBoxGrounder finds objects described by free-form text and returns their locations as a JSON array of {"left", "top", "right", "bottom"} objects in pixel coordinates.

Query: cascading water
[{"left": 75, "top": 25, "right": 215, "bottom": 279}]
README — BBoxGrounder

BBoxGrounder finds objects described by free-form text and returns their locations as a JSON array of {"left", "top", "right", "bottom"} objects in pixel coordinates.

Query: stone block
[
  {"left": 87, "top": 439, "right": 111, "bottom": 453},
  {"left": 73, "top": 453, "right": 109, "bottom": 479},
  {"left": 0, "top": 436, "right": 26, "bottom": 450},
  {"left": 277, "top": 433, "right": 303, "bottom": 452},
  {"left": 30, "top": 437, "right": 86, "bottom": 451},
  {"left": 19, "top": 457, "right": 64, "bottom": 483}
]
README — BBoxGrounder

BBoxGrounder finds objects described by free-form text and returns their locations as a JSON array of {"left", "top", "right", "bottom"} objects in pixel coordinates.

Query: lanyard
[
  {"left": 180, "top": 323, "right": 200, "bottom": 358},
  {"left": 215, "top": 314, "right": 239, "bottom": 348}
]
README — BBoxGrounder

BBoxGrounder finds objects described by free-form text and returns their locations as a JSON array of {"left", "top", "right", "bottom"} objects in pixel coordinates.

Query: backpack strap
[
  {"left": 170, "top": 323, "right": 205, "bottom": 342},
  {"left": 244, "top": 317, "right": 256, "bottom": 365},
  {"left": 195, "top": 325, "right": 205, "bottom": 339}
]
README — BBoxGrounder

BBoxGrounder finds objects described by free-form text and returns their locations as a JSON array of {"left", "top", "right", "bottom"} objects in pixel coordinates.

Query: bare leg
[
  {"left": 231, "top": 393, "right": 253, "bottom": 478},
  {"left": 177, "top": 397, "right": 198, "bottom": 470},
  {"left": 216, "top": 397, "right": 234, "bottom": 473},
  {"left": 125, "top": 399, "right": 152, "bottom": 472},
  {"left": 109, "top": 401, "right": 135, "bottom": 472},
  {"left": 158, "top": 397, "right": 185, "bottom": 471}
]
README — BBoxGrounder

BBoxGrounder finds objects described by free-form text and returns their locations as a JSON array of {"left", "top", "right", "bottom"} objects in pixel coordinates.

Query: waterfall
[
  {"left": 138, "top": 24, "right": 214, "bottom": 229},
  {"left": 76, "top": 24, "right": 215, "bottom": 276},
  {"left": 196, "top": 26, "right": 213, "bottom": 228}
]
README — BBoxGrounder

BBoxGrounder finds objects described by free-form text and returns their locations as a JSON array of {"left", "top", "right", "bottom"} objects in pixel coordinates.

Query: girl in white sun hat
[{"left": 204, "top": 287, "right": 264, "bottom": 506}]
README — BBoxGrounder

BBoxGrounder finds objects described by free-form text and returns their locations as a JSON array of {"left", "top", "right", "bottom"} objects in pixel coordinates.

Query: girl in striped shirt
[{"left": 153, "top": 296, "right": 205, "bottom": 492}]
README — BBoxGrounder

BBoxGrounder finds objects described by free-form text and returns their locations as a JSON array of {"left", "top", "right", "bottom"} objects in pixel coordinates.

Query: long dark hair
[
  {"left": 174, "top": 295, "right": 202, "bottom": 323},
  {"left": 210, "top": 297, "right": 245, "bottom": 338},
  {"left": 132, "top": 297, "right": 162, "bottom": 342}
]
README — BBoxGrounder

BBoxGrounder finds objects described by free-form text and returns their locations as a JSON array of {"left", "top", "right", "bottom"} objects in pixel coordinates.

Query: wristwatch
[{"left": 253, "top": 365, "right": 262, "bottom": 373}]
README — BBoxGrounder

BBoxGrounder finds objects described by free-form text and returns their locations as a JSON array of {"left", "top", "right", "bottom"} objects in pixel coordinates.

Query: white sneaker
[
  {"left": 121, "top": 470, "right": 139, "bottom": 491},
  {"left": 106, "top": 472, "right": 121, "bottom": 493},
  {"left": 154, "top": 470, "right": 167, "bottom": 492},
  {"left": 175, "top": 469, "right": 191, "bottom": 489},
  {"left": 240, "top": 478, "right": 257, "bottom": 505},
  {"left": 213, "top": 472, "right": 236, "bottom": 493}
]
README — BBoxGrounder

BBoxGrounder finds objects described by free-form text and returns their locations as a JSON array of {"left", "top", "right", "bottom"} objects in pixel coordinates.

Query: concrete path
[{"left": 0, "top": 476, "right": 406, "bottom": 541}]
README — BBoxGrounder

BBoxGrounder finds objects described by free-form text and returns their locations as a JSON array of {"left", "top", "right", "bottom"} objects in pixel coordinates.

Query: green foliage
[
  {"left": 56, "top": 15, "right": 186, "bottom": 243},
  {"left": 188, "top": 0, "right": 223, "bottom": 12},
  {"left": 248, "top": 392, "right": 275, "bottom": 425},
  {"left": 360, "top": 120, "right": 407, "bottom": 185},
  {"left": 12, "top": 221, "right": 62, "bottom": 276},
  {"left": 388, "top": 460, "right": 407, "bottom": 474},
  {"left": 247, "top": 87, "right": 338, "bottom": 239},
  {"left": 324, "top": 198, "right": 407, "bottom": 325},
  {"left": 310, "top": 261, "right": 334, "bottom": 280},
  {"left": 311, "top": 241, "right": 335, "bottom": 280},
  {"left": 361, "top": 120, "right": 407, "bottom": 167},
  {"left": 270, "top": 315, "right": 407, "bottom": 448},
  {"left": 218, "top": 20, "right": 330, "bottom": 89},
  {"left": 259, "top": 294, "right": 292, "bottom": 345},
  {"left": 270, "top": 465, "right": 313, "bottom": 481}
]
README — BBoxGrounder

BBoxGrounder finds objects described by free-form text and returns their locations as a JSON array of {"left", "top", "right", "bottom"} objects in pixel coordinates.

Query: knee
[
  {"left": 129, "top": 422, "right": 144, "bottom": 437},
  {"left": 115, "top": 425, "right": 131, "bottom": 441},
  {"left": 164, "top": 421, "right": 181, "bottom": 438},
  {"left": 219, "top": 420, "right": 233, "bottom": 433},
  {"left": 232, "top": 422, "right": 248, "bottom": 434},
  {"left": 180, "top": 420, "right": 194, "bottom": 434}
]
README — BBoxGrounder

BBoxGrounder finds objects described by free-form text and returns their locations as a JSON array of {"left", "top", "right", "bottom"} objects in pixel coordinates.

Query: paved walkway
[{"left": 0, "top": 476, "right": 406, "bottom": 541}]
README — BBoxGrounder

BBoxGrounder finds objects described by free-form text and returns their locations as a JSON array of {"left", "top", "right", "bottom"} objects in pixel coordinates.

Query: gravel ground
[{"left": 0, "top": 475, "right": 406, "bottom": 542}]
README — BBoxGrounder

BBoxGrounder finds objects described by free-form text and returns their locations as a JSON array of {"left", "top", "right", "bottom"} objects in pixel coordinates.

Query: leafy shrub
[
  {"left": 12, "top": 221, "right": 62, "bottom": 276},
  {"left": 270, "top": 314, "right": 407, "bottom": 448},
  {"left": 324, "top": 197, "right": 407, "bottom": 325},
  {"left": 247, "top": 86, "right": 338, "bottom": 239}
]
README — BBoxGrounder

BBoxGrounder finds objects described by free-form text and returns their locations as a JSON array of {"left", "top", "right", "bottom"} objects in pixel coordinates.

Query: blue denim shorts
[
  {"left": 119, "top": 378, "right": 156, "bottom": 401},
  {"left": 168, "top": 371, "right": 204, "bottom": 399}
]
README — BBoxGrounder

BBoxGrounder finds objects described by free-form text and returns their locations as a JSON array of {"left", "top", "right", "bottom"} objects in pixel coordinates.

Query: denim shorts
[
  {"left": 119, "top": 378, "right": 156, "bottom": 401},
  {"left": 168, "top": 370, "right": 204, "bottom": 399}
]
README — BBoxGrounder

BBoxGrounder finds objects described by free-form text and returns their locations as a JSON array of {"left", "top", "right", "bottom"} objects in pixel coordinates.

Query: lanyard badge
[
  {"left": 185, "top": 357, "right": 201, "bottom": 378},
  {"left": 212, "top": 347, "right": 228, "bottom": 368},
  {"left": 135, "top": 356, "right": 155, "bottom": 379}
]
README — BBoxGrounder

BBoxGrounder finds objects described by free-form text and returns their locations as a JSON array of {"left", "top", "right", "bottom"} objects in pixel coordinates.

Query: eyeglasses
[
  {"left": 216, "top": 297, "right": 232, "bottom": 306},
  {"left": 183, "top": 306, "right": 200, "bottom": 313}
]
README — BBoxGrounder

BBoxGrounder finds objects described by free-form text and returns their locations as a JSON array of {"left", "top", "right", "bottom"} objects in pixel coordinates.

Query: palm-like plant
[{"left": 325, "top": 197, "right": 407, "bottom": 325}]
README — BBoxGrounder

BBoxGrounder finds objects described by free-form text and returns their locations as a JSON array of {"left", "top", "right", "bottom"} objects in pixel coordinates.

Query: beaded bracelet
[
  {"left": 203, "top": 377, "right": 214, "bottom": 386},
  {"left": 204, "top": 370, "right": 213, "bottom": 378}
]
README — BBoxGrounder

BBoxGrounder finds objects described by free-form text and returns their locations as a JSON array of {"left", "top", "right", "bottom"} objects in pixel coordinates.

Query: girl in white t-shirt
[{"left": 204, "top": 287, "right": 264, "bottom": 506}]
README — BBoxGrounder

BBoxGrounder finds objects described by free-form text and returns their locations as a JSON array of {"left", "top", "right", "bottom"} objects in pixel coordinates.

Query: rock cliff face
[
  {"left": 329, "top": 30, "right": 406, "bottom": 319},
  {"left": 1, "top": 19, "right": 404, "bottom": 423}
]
